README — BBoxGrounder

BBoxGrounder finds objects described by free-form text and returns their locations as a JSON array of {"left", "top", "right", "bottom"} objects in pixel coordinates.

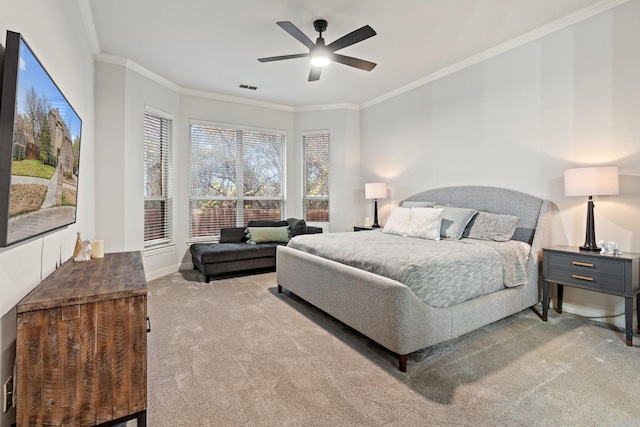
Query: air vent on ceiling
[{"left": 239, "top": 84, "right": 258, "bottom": 90}]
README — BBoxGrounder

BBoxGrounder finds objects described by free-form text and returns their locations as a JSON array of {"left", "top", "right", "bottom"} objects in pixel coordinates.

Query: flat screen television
[{"left": 0, "top": 31, "right": 82, "bottom": 247}]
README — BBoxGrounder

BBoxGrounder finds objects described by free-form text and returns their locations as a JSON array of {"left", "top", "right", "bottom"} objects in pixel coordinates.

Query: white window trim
[
  {"left": 143, "top": 105, "right": 174, "bottom": 252},
  {"left": 188, "top": 119, "right": 287, "bottom": 242},
  {"left": 302, "top": 130, "right": 330, "bottom": 228}
]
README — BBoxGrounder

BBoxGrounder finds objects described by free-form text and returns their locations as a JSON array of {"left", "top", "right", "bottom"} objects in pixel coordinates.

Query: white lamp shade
[
  {"left": 365, "top": 182, "right": 387, "bottom": 199},
  {"left": 564, "top": 166, "right": 619, "bottom": 197}
]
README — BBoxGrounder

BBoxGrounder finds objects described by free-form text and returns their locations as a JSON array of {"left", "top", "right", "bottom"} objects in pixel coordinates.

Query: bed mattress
[{"left": 287, "top": 230, "right": 530, "bottom": 308}]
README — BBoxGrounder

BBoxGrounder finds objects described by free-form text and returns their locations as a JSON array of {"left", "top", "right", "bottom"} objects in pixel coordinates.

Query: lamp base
[
  {"left": 372, "top": 199, "right": 380, "bottom": 228},
  {"left": 579, "top": 198, "right": 599, "bottom": 252}
]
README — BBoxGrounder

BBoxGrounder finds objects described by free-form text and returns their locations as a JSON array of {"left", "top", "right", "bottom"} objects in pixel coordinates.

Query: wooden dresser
[{"left": 16, "top": 251, "right": 148, "bottom": 427}]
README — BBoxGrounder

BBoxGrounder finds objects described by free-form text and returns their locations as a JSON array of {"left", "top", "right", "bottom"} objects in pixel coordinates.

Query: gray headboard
[{"left": 403, "top": 186, "right": 544, "bottom": 244}]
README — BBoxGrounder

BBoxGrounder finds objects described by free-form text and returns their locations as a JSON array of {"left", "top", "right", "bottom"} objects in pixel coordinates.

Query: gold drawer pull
[
  {"left": 572, "top": 274, "right": 594, "bottom": 281},
  {"left": 572, "top": 261, "right": 594, "bottom": 267}
]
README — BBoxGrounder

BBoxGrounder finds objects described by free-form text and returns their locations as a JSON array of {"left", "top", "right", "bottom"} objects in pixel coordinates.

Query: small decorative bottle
[{"left": 73, "top": 232, "right": 83, "bottom": 258}]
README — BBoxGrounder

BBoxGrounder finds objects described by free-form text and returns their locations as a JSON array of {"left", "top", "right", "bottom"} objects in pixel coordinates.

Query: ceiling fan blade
[
  {"left": 258, "top": 53, "right": 309, "bottom": 63},
  {"left": 308, "top": 67, "right": 322, "bottom": 81},
  {"left": 326, "top": 25, "right": 376, "bottom": 52},
  {"left": 331, "top": 53, "right": 377, "bottom": 71},
  {"left": 277, "top": 21, "right": 316, "bottom": 49}
]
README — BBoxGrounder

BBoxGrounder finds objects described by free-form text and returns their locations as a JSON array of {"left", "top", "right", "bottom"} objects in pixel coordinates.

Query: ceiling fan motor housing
[{"left": 314, "top": 19, "right": 328, "bottom": 34}]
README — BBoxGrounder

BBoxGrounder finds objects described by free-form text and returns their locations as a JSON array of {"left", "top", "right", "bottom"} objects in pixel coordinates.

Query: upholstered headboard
[{"left": 403, "top": 186, "right": 545, "bottom": 244}]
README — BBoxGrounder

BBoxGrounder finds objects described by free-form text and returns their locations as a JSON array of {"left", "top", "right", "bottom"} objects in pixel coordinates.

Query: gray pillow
[
  {"left": 464, "top": 211, "right": 519, "bottom": 242},
  {"left": 286, "top": 218, "right": 308, "bottom": 236},
  {"left": 401, "top": 201, "right": 436, "bottom": 208},
  {"left": 434, "top": 205, "right": 477, "bottom": 239}
]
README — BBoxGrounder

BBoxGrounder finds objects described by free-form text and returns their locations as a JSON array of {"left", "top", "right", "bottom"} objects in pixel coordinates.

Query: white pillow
[
  {"left": 382, "top": 207, "right": 412, "bottom": 236},
  {"left": 401, "top": 201, "right": 436, "bottom": 208},
  {"left": 407, "top": 208, "right": 443, "bottom": 240}
]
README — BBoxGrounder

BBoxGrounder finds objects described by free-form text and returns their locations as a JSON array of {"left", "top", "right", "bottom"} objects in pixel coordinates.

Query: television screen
[{"left": 0, "top": 31, "right": 82, "bottom": 247}]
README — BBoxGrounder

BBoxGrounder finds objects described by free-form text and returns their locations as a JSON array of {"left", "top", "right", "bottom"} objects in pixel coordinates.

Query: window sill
[{"left": 143, "top": 244, "right": 175, "bottom": 257}]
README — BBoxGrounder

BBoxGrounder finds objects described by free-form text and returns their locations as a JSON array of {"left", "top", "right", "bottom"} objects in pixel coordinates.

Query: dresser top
[
  {"left": 17, "top": 251, "right": 147, "bottom": 313},
  {"left": 544, "top": 245, "right": 640, "bottom": 261}
]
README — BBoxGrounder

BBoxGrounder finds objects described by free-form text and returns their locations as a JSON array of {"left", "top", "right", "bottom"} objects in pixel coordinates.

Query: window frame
[
  {"left": 189, "top": 120, "right": 287, "bottom": 242},
  {"left": 143, "top": 106, "right": 173, "bottom": 251},
  {"left": 302, "top": 130, "right": 330, "bottom": 226}
]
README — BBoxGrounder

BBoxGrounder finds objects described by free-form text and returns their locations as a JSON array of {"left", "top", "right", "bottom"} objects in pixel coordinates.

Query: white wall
[
  {"left": 360, "top": 1, "right": 640, "bottom": 326},
  {"left": 0, "top": 1, "right": 96, "bottom": 425},
  {"left": 95, "top": 61, "right": 181, "bottom": 279}
]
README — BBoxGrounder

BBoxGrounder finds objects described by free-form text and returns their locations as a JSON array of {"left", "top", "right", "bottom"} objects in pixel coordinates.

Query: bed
[{"left": 276, "top": 186, "right": 551, "bottom": 371}]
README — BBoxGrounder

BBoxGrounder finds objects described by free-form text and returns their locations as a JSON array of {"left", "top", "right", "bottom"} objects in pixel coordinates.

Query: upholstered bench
[{"left": 191, "top": 218, "right": 322, "bottom": 282}]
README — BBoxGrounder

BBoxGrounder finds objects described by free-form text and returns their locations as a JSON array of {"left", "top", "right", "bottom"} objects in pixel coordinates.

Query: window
[
  {"left": 302, "top": 132, "right": 329, "bottom": 223},
  {"left": 189, "top": 121, "right": 286, "bottom": 240},
  {"left": 143, "top": 110, "right": 172, "bottom": 249}
]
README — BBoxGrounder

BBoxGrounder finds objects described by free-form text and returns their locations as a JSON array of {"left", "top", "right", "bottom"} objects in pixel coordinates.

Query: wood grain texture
[{"left": 16, "top": 251, "right": 147, "bottom": 427}]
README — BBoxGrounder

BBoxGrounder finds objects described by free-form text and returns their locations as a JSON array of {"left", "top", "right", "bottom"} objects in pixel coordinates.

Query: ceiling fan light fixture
[
  {"left": 258, "top": 19, "right": 377, "bottom": 81},
  {"left": 310, "top": 54, "right": 330, "bottom": 67},
  {"left": 310, "top": 39, "right": 330, "bottom": 67}
]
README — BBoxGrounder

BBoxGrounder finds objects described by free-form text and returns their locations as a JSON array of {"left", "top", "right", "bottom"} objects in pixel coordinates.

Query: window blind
[
  {"left": 302, "top": 132, "right": 329, "bottom": 223},
  {"left": 143, "top": 112, "right": 172, "bottom": 248},
  {"left": 189, "top": 122, "right": 286, "bottom": 241}
]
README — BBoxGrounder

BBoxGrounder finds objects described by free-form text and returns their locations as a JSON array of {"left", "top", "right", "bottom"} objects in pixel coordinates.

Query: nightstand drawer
[
  {"left": 546, "top": 252, "right": 625, "bottom": 277},
  {"left": 546, "top": 265, "right": 625, "bottom": 292}
]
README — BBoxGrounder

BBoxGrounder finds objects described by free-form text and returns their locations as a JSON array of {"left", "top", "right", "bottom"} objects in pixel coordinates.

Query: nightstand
[
  {"left": 353, "top": 225, "right": 375, "bottom": 232},
  {"left": 542, "top": 245, "right": 640, "bottom": 345}
]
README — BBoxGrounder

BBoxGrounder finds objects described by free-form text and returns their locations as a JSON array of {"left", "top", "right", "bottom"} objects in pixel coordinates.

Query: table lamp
[
  {"left": 564, "top": 165, "right": 619, "bottom": 251},
  {"left": 365, "top": 183, "right": 387, "bottom": 228}
]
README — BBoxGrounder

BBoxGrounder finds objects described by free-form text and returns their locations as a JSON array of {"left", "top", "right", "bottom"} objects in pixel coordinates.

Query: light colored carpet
[{"left": 141, "top": 270, "right": 640, "bottom": 426}]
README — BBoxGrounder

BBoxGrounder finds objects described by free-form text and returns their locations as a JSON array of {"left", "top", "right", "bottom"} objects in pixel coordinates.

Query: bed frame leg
[
  {"left": 277, "top": 284, "right": 282, "bottom": 293},
  {"left": 398, "top": 354, "right": 407, "bottom": 372}
]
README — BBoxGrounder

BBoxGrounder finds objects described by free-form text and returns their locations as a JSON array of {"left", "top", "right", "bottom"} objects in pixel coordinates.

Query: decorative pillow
[
  {"left": 245, "top": 226, "right": 290, "bottom": 244},
  {"left": 435, "top": 205, "right": 478, "bottom": 239},
  {"left": 286, "top": 218, "right": 307, "bottom": 236},
  {"left": 401, "top": 201, "right": 436, "bottom": 208},
  {"left": 247, "top": 220, "right": 289, "bottom": 228},
  {"left": 382, "top": 207, "right": 412, "bottom": 236},
  {"left": 219, "top": 227, "right": 246, "bottom": 243},
  {"left": 464, "top": 211, "right": 519, "bottom": 242},
  {"left": 407, "top": 208, "right": 443, "bottom": 240}
]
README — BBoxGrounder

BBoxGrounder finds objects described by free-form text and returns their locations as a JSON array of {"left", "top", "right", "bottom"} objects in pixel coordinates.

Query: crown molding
[
  {"left": 294, "top": 103, "right": 360, "bottom": 112},
  {"left": 95, "top": 53, "right": 294, "bottom": 111},
  {"left": 76, "top": 0, "right": 100, "bottom": 55},
  {"left": 361, "top": 0, "right": 630, "bottom": 109},
  {"left": 180, "top": 87, "right": 294, "bottom": 112},
  {"left": 83, "top": 0, "right": 628, "bottom": 113}
]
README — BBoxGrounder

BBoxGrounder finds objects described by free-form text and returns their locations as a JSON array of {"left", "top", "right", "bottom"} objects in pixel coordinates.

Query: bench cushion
[{"left": 190, "top": 242, "right": 282, "bottom": 264}]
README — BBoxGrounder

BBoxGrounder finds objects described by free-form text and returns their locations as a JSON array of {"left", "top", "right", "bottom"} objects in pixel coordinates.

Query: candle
[{"left": 91, "top": 240, "right": 104, "bottom": 259}]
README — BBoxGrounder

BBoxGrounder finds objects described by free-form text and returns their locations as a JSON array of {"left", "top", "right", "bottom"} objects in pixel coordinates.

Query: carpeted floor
[{"left": 140, "top": 270, "right": 640, "bottom": 426}]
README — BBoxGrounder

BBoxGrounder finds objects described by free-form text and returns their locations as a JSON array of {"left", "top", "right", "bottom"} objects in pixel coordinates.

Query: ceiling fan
[{"left": 258, "top": 19, "right": 377, "bottom": 81}]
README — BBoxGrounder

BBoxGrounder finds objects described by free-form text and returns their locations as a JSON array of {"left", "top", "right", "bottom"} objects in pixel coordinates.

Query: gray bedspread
[{"left": 287, "top": 231, "right": 530, "bottom": 308}]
